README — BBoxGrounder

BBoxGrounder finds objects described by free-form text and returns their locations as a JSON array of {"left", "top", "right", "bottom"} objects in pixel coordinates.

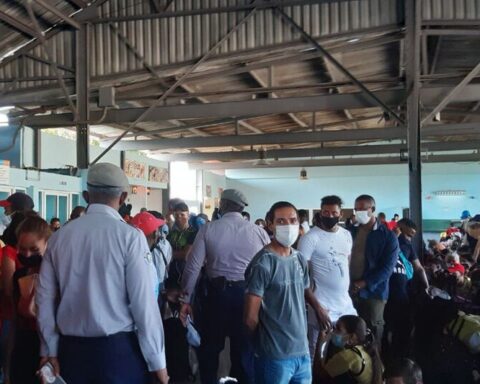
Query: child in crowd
[{"left": 313, "top": 315, "right": 383, "bottom": 384}]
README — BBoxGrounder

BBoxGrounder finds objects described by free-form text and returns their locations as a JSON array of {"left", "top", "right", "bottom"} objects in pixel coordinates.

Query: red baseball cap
[
  {"left": 0, "top": 192, "right": 34, "bottom": 211},
  {"left": 130, "top": 211, "right": 165, "bottom": 236}
]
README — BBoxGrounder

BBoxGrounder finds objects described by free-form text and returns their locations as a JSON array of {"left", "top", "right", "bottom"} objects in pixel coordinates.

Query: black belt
[
  {"left": 60, "top": 331, "right": 135, "bottom": 343},
  {"left": 208, "top": 276, "right": 245, "bottom": 290}
]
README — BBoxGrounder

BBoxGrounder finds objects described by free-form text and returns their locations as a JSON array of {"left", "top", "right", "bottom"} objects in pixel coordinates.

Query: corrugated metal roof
[
  {"left": 422, "top": 0, "right": 480, "bottom": 20},
  {"left": 0, "top": 0, "right": 479, "bottom": 158}
]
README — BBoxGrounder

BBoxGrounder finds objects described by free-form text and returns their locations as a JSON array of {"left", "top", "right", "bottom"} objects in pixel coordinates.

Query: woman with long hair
[
  {"left": 313, "top": 315, "right": 383, "bottom": 384},
  {"left": 9, "top": 215, "right": 51, "bottom": 384}
]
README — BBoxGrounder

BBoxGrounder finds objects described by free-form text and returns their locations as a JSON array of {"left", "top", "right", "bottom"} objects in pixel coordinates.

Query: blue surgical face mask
[
  {"left": 159, "top": 224, "right": 169, "bottom": 239},
  {"left": 0, "top": 210, "right": 12, "bottom": 227},
  {"left": 331, "top": 332, "right": 346, "bottom": 349}
]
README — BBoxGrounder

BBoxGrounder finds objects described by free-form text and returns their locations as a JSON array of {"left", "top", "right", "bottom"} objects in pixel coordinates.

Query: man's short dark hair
[
  {"left": 378, "top": 212, "right": 386, "bottom": 219},
  {"left": 394, "top": 213, "right": 400, "bottom": 218},
  {"left": 385, "top": 358, "right": 423, "bottom": 384},
  {"left": 398, "top": 218, "right": 417, "bottom": 230},
  {"left": 50, "top": 217, "right": 60, "bottom": 224},
  {"left": 321, "top": 195, "right": 343, "bottom": 208},
  {"left": 174, "top": 202, "right": 189, "bottom": 212},
  {"left": 298, "top": 209, "right": 308, "bottom": 222},
  {"left": 355, "top": 194, "right": 376, "bottom": 211},
  {"left": 148, "top": 210, "right": 165, "bottom": 220},
  {"left": 267, "top": 201, "right": 298, "bottom": 223}
]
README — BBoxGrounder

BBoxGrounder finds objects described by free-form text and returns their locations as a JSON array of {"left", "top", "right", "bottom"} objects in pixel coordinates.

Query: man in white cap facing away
[
  {"left": 36, "top": 163, "right": 168, "bottom": 384},
  {"left": 180, "top": 189, "right": 270, "bottom": 384}
]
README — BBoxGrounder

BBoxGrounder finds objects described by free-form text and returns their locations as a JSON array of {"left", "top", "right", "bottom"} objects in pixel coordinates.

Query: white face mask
[
  {"left": 0, "top": 212, "right": 11, "bottom": 227},
  {"left": 355, "top": 210, "right": 371, "bottom": 225},
  {"left": 275, "top": 225, "right": 299, "bottom": 248}
]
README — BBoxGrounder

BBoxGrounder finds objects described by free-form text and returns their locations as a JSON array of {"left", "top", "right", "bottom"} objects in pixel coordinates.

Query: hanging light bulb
[{"left": 300, "top": 168, "right": 308, "bottom": 180}]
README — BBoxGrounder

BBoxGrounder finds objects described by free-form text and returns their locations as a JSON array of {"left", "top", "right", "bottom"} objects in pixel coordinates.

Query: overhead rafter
[
  {"left": 15, "top": 84, "right": 480, "bottom": 127},
  {"left": 89, "top": 0, "right": 373, "bottom": 23},
  {"left": 102, "top": 122, "right": 480, "bottom": 151},
  {"left": 0, "top": 10, "right": 37, "bottom": 38},
  {"left": 422, "top": 62, "right": 480, "bottom": 125},
  {"left": 31, "top": 0, "right": 81, "bottom": 29},
  {"left": 66, "top": 0, "right": 88, "bottom": 9},
  {"left": 150, "top": 140, "right": 480, "bottom": 162},
  {"left": 273, "top": 6, "right": 405, "bottom": 125},
  {"left": 248, "top": 68, "right": 308, "bottom": 129},
  {"left": 188, "top": 153, "right": 480, "bottom": 171}
]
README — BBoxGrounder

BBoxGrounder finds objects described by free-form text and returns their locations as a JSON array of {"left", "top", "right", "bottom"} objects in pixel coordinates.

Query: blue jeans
[{"left": 254, "top": 355, "right": 312, "bottom": 384}]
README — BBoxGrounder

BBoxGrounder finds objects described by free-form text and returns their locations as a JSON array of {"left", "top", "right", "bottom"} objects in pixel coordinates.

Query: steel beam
[
  {"left": 66, "top": 0, "right": 88, "bottom": 8},
  {"left": 102, "top": 122, "right": 480, "bottom": 151},
  {"left": 274, "top": 7, "right": 405, "bottom": 125},
  {"left": 90, "top": 2, "right": 259, "bottom": 165},
  {"left": 188, "top": 153, "right": 480, "bottom": 171},
  {"left": 90, "top": 0, "right": 364, "bottom": 23},
  {"left": 151, "top": 140, "right": 480, "bottom": 162},
  {"left": 0, "top": 11, "right": 37, "bottom": 38},
  {"left": 25, "top": 0, "right": 77, "bottom": 115},
  {"left": 15, "top": 84, "right": 480, "bottom": 127},
  {"left": 33, "top": 0, "right": 81, "bottom": 29},
  {"left": 423, "top": 29, "right": 480, "bottom": 36},
  {"left": 422, "top": 62, "right": 480, "bottom": 125},
  {"left": 405, "top": 0, "right": 422, "bottom": 251},
  {"left": 76, "top": 24, "right": 90, "bottom": 169}
]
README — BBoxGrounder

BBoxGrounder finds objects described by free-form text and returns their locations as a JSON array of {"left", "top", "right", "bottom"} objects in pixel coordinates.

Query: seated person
[
  {"left": 446, "top": 253, "right": 465, "bottom": 276},
  {"left": 385, "top": 358, "right": 423, "bottom": 384},
  {"left": 313, "top": 315, "right": 383, "bottom": 384}
]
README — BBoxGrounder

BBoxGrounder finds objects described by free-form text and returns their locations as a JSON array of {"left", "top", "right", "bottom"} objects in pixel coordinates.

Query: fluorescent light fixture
[
  {"left": 432, "top": 190, "right": 466, "bottom": 196},
  {"left": 347, "top": 38, "right": 360, "bottom": 43}
]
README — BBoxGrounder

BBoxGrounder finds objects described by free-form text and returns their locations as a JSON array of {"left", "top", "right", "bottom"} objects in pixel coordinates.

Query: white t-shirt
[{"left": 298, "top": 226, "right": 357, "bottom": 324}]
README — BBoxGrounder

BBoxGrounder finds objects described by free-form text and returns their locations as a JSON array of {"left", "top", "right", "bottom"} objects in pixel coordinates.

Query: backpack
[
  {"left": 398, "top": 251, "right": 414, "bottom": 280},
  {"left": 447, "top": 311, "right": 480, "bottom": 353}
]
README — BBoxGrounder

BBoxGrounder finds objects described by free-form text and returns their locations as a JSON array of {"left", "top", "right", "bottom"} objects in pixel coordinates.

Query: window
[{"left": 44, "top": 193, "right": 69, "bottom": 224}]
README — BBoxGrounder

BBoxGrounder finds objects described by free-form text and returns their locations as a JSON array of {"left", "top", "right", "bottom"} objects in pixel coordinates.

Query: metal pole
[
  {"left": 25, "top": 0, "right": 77, "bottom": 116},
  {"left": 405, "top": 0, "right": 423, "bottom": 254},
  {"left": 76, "top": 24, "right": 90, "bottom": 169},
  {"left": 274, "top": 7, "right": 405, "bottom": 125},
  {"left": 90, "top": 5, "right": 259, "bottom": 165}
]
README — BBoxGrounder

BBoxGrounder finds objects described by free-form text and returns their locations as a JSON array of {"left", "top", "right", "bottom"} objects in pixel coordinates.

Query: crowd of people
[{"left": 0, "top": 162, "right": 478, "bottom": 384}]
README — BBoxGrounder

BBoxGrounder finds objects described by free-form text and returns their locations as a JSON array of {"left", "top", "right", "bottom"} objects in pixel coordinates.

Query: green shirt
[{"left": 167, "top": 226, "right": 197, "bottom": 252}]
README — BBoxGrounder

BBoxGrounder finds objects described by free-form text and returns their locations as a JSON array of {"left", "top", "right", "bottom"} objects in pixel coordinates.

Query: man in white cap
[
  {"left": 36, "top": 163, "right": 168, "bottom": 384},
  {"left": 180, "top": 189, "right": 270, "bottom": 384}
]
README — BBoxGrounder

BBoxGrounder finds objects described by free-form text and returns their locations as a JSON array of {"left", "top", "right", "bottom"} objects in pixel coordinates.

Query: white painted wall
[{"left": 225, "top": 163, "right": 480, "bottom": 223}]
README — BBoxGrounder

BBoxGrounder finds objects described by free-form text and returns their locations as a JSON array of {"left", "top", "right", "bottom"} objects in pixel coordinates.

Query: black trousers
[
  {"left": 10, "top": 329, "right": 40, "bottom": 384},
  {"left": 59, "top": 332, "right": 150, "bottom": 384},
  {"left": 383, "top": 299, "right": 413, "bottom": 362},
  {"left": 197, "top": 281, "right": 253, "bottom": 384}
]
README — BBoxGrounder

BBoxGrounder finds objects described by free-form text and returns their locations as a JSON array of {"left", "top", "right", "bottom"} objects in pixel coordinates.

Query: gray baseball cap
[
  {"left": 221, "top": 189, "right": 248, "bottom": 207},
  {"left": 87, "top": 163, "right": 129, "bottom": 191}
]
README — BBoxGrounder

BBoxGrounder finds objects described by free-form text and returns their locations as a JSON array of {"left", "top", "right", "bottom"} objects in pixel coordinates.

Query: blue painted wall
[{"left": 225, "top": 163, "right": 480, "bottom": 223}]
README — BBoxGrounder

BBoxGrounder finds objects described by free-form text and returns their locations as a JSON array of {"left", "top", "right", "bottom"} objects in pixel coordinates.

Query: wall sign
[
  {"left": 148, "top": 166, "right": 169, "bottom": 183},
  {"left": 0, "top": 160, "right": 10, "bottom": 185},
  {"left": 125, "top": 160, "right": 146, "bottom": 179}
]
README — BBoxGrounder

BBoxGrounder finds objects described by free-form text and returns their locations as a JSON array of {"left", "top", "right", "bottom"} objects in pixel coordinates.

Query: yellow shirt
[{"left": 325, "top": 346, "right": 373, "bottom": 384}]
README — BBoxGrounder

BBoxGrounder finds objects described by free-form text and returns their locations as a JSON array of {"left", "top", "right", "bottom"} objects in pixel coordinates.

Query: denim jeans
[{"left": 254, "top": 354, "right": 312, "bottom": 384}]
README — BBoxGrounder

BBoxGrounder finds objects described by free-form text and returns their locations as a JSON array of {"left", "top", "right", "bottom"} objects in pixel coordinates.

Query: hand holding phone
[{"left": 38, "top": 362, "right": 67, "bottom": 384}]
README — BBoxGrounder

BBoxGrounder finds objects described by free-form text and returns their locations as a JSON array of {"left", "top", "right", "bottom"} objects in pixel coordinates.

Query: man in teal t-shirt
[{"left": 244, "top": 201, "right": 330, "bottom": 384}]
